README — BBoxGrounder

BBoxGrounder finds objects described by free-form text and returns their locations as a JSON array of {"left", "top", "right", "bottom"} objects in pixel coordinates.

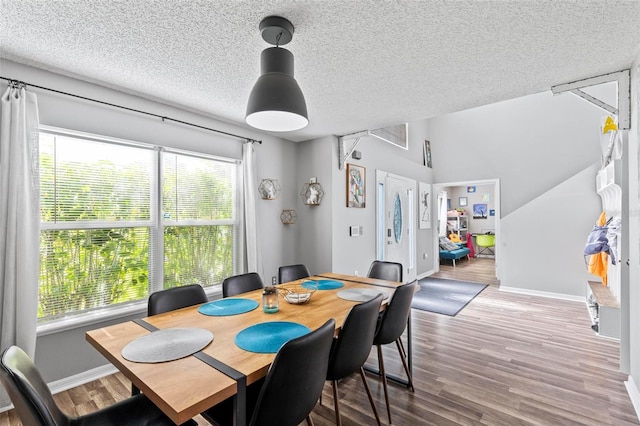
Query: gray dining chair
[
  {"left": 325, "top": 294, "right": 383, "bottom": 426},
  {"left": 367, "top": 260, "right": 403, "bottom": 282},
  {"left": 0, "top": 345, "right": 196, "bottom": 426},
  {"left": 222, "top": 272, "right": 264, "bottom": 297},
  {"left": 278, "top": 264, "right": 310, "bottom": 283},
  {"left": 372, "top": 279, "right": 417, "bottom": 424},
  {"left": 202, "top": 319, "right": 335, "bottom": 426}
]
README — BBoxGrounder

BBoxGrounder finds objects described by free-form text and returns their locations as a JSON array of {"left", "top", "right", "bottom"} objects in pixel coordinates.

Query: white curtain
[
  {"left": 0, "top": 82, "right": 40, "bottom": 406},
  {"left": 242, "top": 142, "right": 263, "bottom": 277}
]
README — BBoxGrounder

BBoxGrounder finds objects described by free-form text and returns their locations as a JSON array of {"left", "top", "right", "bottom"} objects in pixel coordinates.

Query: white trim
[
  {"left": 433, "top": 178, "right": 501, "bottom": 280},
  {"left": 49, "top": 364, "right": 118, "bottom": 394},
  {"left": 416, "top": 269, "right": 436, "bottom": 280},
  {"left": 625, "top": 375, "right": 640, "bottom": 422},
  {"left": 37, "top": 286, "right": 222, "bottom": 336},
  {"left": 499, "top": 285, "right": 585, "bottom": 303},
  {"left": 0, "top": 364, "right": 118, "bottom": 413}
]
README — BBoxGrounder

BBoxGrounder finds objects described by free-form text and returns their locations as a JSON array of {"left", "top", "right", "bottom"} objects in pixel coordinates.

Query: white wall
[
  {"left": 428, "top": 90, "right": 606, "bottom": 296},
  {"left": 429, "top": 91, "right": 603, "bottom": 216},
  {"left": 500, "top": 163, "right": 600, "bottom": 295},
  {"left": 625, "top": 56, "right": 640, "bottom": 415}
]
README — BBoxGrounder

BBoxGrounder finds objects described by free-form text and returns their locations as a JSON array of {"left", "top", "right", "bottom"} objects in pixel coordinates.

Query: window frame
[{"left": 37, "top": 126, "right": 240, "bottom": 335}]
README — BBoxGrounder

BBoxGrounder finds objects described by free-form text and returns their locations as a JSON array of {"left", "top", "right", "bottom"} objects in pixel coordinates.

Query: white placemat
[
  {"left": 122, "top": 327, "right": 213, "bottom": 363},
  {"left": 337, "top": 288, "right": 390, "bottom": 302}
]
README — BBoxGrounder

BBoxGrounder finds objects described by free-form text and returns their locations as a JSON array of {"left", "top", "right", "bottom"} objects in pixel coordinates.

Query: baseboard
[
  {"left": 626, "top": 375, "right": 640, "bottom": 422},
  {"left": 416, "top": 269, "right": 436, "bottom": 280},
  {"left": 0, "top": 363, "right": 118, "bottom": 414},
  {"left": 499, "top": 286, "right": 585, "bottom": 303}
]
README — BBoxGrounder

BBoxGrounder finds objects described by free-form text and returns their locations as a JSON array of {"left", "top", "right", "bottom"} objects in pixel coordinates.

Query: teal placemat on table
[
  {"left": 235, "top": 321, "right": 311, "bottom": 353},
  {"left": 302, "top": 279, "right": 344, "bottom": 290},
  {"left": 198, "top": 298, "right": 259, "bottom": 316}
]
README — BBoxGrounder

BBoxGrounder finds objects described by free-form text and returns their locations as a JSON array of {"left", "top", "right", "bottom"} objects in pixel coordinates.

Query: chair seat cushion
[{"left": 439, "top": 247, "right": 470, "bottom": 260}]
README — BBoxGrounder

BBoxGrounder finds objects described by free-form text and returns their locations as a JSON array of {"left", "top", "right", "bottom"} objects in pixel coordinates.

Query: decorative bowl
[{"left": 278, "top": 282, "right": 317, "bottom": 304}]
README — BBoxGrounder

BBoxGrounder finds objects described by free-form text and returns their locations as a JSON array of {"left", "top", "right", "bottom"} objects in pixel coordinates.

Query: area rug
[{"left": 411, "top": 278, "right": 487, "bottom": 316}]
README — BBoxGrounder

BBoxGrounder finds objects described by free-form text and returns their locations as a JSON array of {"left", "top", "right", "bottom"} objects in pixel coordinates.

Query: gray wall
[
  {"left": 427, "top": 90, "right": 605, "bottom": 296},
  {"left": 295, "top": 136, "right": 334, "bottom": 276},
  {"left": 428, "top": 91, "right": 603, "bottom": 216},
  {"left": 327, "top": 119, "right": 434, "bottom": 278}
]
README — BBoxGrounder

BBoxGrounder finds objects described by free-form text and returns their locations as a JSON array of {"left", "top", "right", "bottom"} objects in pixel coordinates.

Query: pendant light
[{"left": 246, "top": 16, "right": 308, "bottom": 132}]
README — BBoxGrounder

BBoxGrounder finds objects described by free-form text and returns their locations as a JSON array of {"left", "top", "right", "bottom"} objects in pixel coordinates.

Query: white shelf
[{"left": 447, "top": 215, "right": 468, "bottom": 242}]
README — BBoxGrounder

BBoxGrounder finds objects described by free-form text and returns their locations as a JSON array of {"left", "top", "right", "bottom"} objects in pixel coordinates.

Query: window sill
[{"left": 37, "top": 287, "right": 223, "bottom": 337}]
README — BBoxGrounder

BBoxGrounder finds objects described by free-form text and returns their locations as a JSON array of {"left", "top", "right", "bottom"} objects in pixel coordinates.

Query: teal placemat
[
  {"left": 198, "top": 298, "right": 259, "bottom": 316},
  {"left": 302, "top": 279, "right": 344, "bottom": 290},
  {"left": 235, "top": 321, "right": 311, "bottom": 353}
]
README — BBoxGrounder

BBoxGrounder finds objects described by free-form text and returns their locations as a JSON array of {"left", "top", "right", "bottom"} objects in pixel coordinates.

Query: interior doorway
[{"left": 433, "top": 178, "right": 501, "bottom": 282}]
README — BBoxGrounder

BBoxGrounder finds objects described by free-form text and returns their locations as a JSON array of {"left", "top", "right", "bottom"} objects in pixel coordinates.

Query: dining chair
[
  {"left": 147, "top": 284, "right": 208, "bottom": 316},
  {"left": 325, "top": 294, "right": 383, "bottom": 426},
  {"left": 222, "top": 272, "right": 264, "bottom": 297},
  {"left": 367, "top": 260, "right": 403, "bottom": 282},
  {"left": 277, "top": 263, "right": 310, "bottom": 283},
  {"left": 202, "top": 319, "right": 336, "bottom": 426},
  {"left": 372, "top": 279, "right": 417, "bottom": 424},
  {"left": 0, "top": 345, "right": 195, "bottom": 426}
]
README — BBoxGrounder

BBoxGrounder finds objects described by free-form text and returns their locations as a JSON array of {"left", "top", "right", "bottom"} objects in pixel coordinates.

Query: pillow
[{"left": 439, "top": 236, "right": 459, "bottom": 251}]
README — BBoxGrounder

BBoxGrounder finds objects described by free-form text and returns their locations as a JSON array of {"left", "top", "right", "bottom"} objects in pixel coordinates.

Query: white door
[{"left": 376, "top": 171, "right": 416, "bottom": 282}]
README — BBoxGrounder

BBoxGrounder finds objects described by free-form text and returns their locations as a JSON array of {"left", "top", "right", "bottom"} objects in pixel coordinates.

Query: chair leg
[
  {"left": 397, "top": 336, "right": 407, "bottom": 359},
  {"left": 377, "top": 345, "right": 392, "bottom": 424},
  {"left": 396, "top": 339, "right": 415, "bottom": 392},
  {"left": 359, "top": 367, "right": 382, "bottom": 426},
  {"left": 306, "top": 415, "right": 314, "bottom": 426},
  {"left": 131, "top": 384, "right": 140, "bottom": 395},
  {"left": 332, "top": 380, "right": 342, "bottom": 426}
]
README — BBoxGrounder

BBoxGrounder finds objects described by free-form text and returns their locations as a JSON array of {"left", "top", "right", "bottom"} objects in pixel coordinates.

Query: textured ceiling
[{"left": 2, "top": 1, "right": 640, "bottom": 142}]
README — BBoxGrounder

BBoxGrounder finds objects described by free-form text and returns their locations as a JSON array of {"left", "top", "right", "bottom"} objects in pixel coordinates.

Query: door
[{"left": 376, "top": 171, "right": 416, "bottom": 282}]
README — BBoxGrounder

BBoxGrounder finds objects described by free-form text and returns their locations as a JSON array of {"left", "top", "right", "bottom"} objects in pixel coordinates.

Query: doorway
[
  {"left": 433, "top": 178, "right": 501, "bottom": 282},
  {"left": 375, "top": 170, "right": 417, "bottom": 282}
]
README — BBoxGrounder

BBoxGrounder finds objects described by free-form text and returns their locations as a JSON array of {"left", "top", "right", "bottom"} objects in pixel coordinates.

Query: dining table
[{"left": 85, "top": 273, "right": 407, "bottom": 426}]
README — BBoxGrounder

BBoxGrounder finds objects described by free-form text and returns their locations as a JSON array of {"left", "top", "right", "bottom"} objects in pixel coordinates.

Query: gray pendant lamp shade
[{"left": 246, "top": 17, "right": 308, "bottom": 132}]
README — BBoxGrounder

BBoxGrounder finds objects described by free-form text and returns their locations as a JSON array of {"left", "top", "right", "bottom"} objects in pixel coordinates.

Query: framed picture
[
  {"left": 467, "top": 186, "right": 476, "bottom": 193},
  {"left": 459, "top": 197, "right": 468, "bottom": 207},
  {"left": 423, "top": 140, "right": 432, "bottom": 168},
  {"left": 473, "top": 203, "right": 488, "bottom": 219},
  {"left": 419, "top": 182, "right": 431, "bottom": 229},
  {"left": 346, "top": 163, "right": 366, "bottom": 208}
]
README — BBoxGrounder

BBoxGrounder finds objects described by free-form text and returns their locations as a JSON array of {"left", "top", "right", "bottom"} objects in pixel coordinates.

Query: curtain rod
[{"left": 0, "top": 76, "right": 262, "bottom": 144}]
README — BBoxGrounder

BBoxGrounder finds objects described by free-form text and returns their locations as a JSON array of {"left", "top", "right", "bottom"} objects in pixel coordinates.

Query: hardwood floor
[{"left": 2, "top": 258, "right": 637, "bottom": 425}]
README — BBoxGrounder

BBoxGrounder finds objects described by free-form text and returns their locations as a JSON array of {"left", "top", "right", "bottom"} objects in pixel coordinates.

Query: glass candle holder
[{"left": 262, "top": 286, "right": 279, "bottom": 313}]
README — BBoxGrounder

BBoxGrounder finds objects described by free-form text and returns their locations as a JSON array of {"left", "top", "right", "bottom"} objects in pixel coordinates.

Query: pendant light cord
[{"left": 0, "top": 76, "right": 262, "bottom": 144}]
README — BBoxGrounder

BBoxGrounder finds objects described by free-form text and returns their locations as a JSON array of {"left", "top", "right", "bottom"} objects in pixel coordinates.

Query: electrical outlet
[
  {"left": 354, "top": 270, "right": 358, "bottom": 276},
  {"left": 272, "top": 276, "right": 277, "bottom": 285}
]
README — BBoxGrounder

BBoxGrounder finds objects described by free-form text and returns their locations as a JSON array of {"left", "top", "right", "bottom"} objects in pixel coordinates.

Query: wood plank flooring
[{"left": 1, "top": 258, "right": 637, "bottom": 425}]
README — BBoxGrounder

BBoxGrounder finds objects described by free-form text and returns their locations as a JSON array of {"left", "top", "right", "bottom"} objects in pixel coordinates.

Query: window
[{"left": 38, "top": 128, "right": 239, "bottom": 322}]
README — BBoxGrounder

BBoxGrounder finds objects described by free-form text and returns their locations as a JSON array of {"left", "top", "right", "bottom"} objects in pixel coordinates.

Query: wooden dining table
[{"left": 86, "top": 274, "right": 405, "bottom": 426}]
